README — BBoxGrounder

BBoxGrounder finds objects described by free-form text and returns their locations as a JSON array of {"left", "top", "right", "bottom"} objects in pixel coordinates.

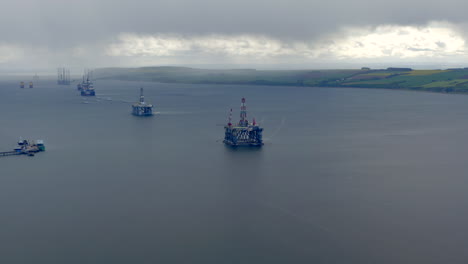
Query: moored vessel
[
  {"left": 0, "top": 138, "right": 46, "bottom": 157},
  {"left": 80, "top": 70, "right": 95, "bottom": 96}
]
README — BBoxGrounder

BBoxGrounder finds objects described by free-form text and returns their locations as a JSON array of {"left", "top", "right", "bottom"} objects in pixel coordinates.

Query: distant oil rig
[
  {"left": 79, "top": 69, "right": 95, "bottom": 96},
  {"left": 132, "top": 88, "right": 153, "bottom": 116},
  {"left": 19, "top": 81, "right": 33, "bottom": 88},
  {"left": 57, "top": 67, "right": 71, "bottom": 85},
  {"left": 224, "top": 98, "right": 263, "bottom": 147}
]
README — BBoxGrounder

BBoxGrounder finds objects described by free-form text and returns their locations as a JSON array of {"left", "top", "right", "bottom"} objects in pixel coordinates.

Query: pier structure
[
  {"left": 57, "top": 67, "right": 71, "bottom": 85},
  {"left": 132, "top": 88, "right": 153, "bottom": 116},
  {"left": 223, "top": 98, "right": 263, "bottom": 147}
]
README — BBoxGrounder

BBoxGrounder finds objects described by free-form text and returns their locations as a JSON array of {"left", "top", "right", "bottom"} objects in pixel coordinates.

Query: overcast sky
[{"left": 2, "top": 0, "right": 468, "bottom": 72}]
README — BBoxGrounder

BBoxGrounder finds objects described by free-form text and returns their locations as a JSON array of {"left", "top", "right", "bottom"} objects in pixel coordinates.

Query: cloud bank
[
  {"left": 105, "top": 22, "right": 467, "bottom": 63},
  {"left": 2, "top": 20, "right": 468, "bottom": 71}
]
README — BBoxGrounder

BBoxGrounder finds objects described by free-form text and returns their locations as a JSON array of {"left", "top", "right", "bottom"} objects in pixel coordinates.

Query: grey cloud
[
  {"left": 436, "top": 41, "right": 446, "bottom": 48},
  {"left": 1, "top": 0, "right": 468, "bottom": 70},
  {"left": 407, "top": 47, "right": 434, "bottom": 52},
  {"left": 3, "top": 0, "right": 468, "bottom": 43}
]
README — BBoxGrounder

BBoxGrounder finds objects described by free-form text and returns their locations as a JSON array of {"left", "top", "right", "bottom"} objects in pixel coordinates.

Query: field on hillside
[{"left": 95, "top": 67, "right": 468, "bottom": 93}]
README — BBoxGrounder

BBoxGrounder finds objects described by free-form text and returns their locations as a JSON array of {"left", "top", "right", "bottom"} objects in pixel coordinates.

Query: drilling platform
[
  {"left": 57, "top": 67, "right": 71, "bottom": 85},
  {"left": 132, "top": 88, "right": 153, "bottom": 116},
  {"left": 223, "top": 98, "right": 263, "bottom": 147}
]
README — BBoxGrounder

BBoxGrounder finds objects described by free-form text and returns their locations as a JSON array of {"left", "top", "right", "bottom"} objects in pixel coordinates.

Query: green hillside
[{"left": 95, "top": 67, "right": 468, "bottom": 93}]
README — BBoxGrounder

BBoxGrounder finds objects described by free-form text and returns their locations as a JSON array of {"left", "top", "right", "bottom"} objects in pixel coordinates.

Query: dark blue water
[{"left": 1, "top": 78, "right": 468, "bottom": 263}]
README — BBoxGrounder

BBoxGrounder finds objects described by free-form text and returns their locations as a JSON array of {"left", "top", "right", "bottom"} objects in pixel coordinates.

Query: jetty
[{"left": 0, "top": 151, "right": 20, "bottom": 157}]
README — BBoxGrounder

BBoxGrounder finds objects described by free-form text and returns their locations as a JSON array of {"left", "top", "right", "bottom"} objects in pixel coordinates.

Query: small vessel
[
  {"left": 15, "top": 138, "right": 45, "bottom": 153},
  {"left": 0, "top": 138, "right": 45, "bottom": 157},
  {"left": 80, "top": 70, "right": 95, "bottom": 96},
  {"left": 132, "top": 88, "right": 153, "bottom": 116}
]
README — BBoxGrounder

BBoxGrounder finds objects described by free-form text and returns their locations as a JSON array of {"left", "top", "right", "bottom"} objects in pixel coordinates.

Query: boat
[
  {"left": 15, "top": 139, "right": 45, "bottom": 154},
  {"left": 80, "top": 70, "right": 95, "bottom": 96},
  {"left": 0, "top": 139, "right": 45, "bottom": 157}
]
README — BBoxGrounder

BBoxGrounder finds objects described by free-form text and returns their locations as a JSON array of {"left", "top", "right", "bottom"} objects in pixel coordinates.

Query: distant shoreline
[{"left": 93, "top": 66, "right": 468, "bottom": 95}]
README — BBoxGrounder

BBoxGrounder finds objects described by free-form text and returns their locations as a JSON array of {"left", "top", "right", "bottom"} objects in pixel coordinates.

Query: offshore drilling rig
[
  {"left": 132, "top": 88, "right": 153, "bottom": 116},
  {"left": 57, "top": 67, "right": 71, "bottom": 85},
  {"left": 223, "top": 98, "right": 263, "bottom": 147}
]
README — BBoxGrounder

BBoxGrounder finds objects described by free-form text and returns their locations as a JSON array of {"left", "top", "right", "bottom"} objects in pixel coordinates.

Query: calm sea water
[{"left": 1, "top": 78, "right": 468, "bottom": 263}]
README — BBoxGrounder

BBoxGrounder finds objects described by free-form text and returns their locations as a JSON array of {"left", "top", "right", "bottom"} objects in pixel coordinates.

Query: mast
[{"left": 140, "top": 87, "right": 145, "bottom": 104}]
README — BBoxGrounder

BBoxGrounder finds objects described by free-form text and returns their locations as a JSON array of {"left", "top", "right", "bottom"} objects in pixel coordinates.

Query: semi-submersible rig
[
  {"left": 132, "top": 88, "right": 153, "bottom": 116},
  {"left": 224, "top": 98, "right": 263, "bottom": 147}
]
